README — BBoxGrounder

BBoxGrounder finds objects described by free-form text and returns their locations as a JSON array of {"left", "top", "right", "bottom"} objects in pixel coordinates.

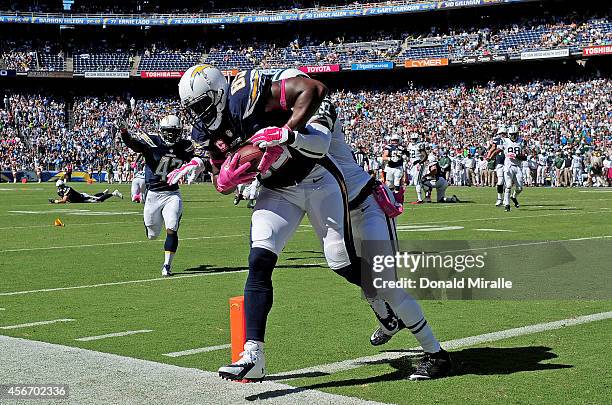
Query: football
[{"left": 235, "top": 144, "right": 264, "bottom": 173}]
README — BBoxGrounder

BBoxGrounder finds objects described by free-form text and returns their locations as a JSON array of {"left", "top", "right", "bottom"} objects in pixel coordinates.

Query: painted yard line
[
  {"left": 0, "top": 229, "right": 312, "bottom": 253},
  {"left": 474, "top": 228, "right": 516, "bottom": 232},
  {"left": 0, "top": 319, "right": 75, "bottom": 330},
  {"left": 405, "top": 210, "right": 601, "bottom": 226},
  {"left": 579, "top": 190, "right": 612, "bottom": 193},
  {"left": 438, "top": 235, "right": 612, "bottom": 255},
  {"left": 272, "top": 311, "right": 612, "bottom": 380},
  {"left": 0, "top": 215, "right": 252, "bottom": 227},
  {"left": 0, "top": 233, "right": 247, "bottom": 253},
  {"left": 0, "top": 262, "right": 327, "bottom": 297},
  {"left": 75, "top": 330, "right": 153, "bottom": 342},
  {"left": 0, "top": 308, "right": 5, "bottom": 310},
  {"left": 162, "top": 344, "right": 231, "bottom": 357}
]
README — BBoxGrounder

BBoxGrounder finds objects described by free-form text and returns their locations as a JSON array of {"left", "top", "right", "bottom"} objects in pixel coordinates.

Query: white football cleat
[
  {"left": 495, "top": 199, "right": 502, "bottom": 207},
  {"left": 161, "top": 264, "right": 173, "bottom": 277},
  {"left": 218, "top": 340, "right": 266, "bottom": 382},
  {"left": 112, "top": 189, "right": 123, "bottom": 199}
]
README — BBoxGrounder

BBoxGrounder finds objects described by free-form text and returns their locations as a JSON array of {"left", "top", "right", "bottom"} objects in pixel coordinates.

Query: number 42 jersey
[{"left": 121, "top": 131, "right": 195, "bottom": 191}]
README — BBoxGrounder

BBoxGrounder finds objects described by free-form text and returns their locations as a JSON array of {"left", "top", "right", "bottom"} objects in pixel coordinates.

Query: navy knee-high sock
[{"left": 244, "top": 247, "right": 277, "bottom": 342}]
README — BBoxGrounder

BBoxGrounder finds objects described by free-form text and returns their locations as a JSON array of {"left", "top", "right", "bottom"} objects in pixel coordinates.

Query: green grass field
[{"left": 0, "top": 182, "right": 610, "bottom": 404}]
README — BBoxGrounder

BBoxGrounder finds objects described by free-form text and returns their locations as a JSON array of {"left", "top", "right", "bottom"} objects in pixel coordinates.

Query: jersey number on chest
[{"left": 154, "top": 156, "right": 183, "bottom": 181}]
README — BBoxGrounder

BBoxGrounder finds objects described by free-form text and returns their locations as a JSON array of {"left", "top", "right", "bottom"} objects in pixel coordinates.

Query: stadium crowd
[
  {"left": 1, "top": 74, "right": 611, "bottom": 186},
  {"left": 2, "top": 12, "right": 610, "bottom": 72}
]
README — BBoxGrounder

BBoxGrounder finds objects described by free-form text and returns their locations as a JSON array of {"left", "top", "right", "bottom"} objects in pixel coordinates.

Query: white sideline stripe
[
  {"left": 0, "top": 318, "right": 75, "bottom": 330},
  {"left": 0, "top": 262, "right": 327, "bottom": 297},
  {"left": 474, "top": 228, "right": 516, "bottom": 232},
  {"left": 579, "top": 190, "right": 612, "bottom": 193},
  {"left": 75, "top": 329, "right": 153, "bottom": 342},
  {"left": 0, "top": 335, "right": 386, "bottom": 405},
  {"left": 272, "top": 311, "right": 612, "bottom": 380},
  {"left": 0, "top": 308, "right": 5, "bottom": 310},
  {"left": 163, "top": 344, "right": 231, "bottom": 357}
]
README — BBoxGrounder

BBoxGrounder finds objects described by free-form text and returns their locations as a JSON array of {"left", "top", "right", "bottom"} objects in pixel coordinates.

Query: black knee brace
[{"left": 496, "top": 184, "right": 504, "bottom": 194}]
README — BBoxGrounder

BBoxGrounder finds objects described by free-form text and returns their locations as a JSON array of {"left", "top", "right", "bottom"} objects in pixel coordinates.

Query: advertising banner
[
  {"left": 351, "top": 61, "right": 394, "bottom": 71},
  {"left": 84, "top": 71, "right": 130, "bottom": 78},
  {"left": 582, "top": 45, "right": 612, "bottom": 57},
  {"left": 26, "top": 71, "right": 73, "bottom": 78},
  {"left": 404, "top": 58, "right": 449, "bottom": 68},
  {"left": 520, "top": 48, "right": 570, "bottom": 60},
  {"left": 140, "top": 70, "right": 183, "bottom": 78},
  {"left": 451, "top": 54, "right": 507, "bottom": 64},
  {"left": 299, "top": 64, "right": 341, "bottom": 74},
  {"left": 0, "top": 2, "right": 532, "bottom": 26},
  {"left": 0, "top": 69, "right": 17, "bottom": 77}
]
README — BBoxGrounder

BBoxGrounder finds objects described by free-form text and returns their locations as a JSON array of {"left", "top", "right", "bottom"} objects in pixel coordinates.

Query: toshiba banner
[
  {"left": 299, "top": 64, "right": 341, "bottom": 74},
  {"left": 582, "top": 45, "right": 612, "bottom": 57},
  {"left": 140, "top": 71, "right": 184, "bottom": 78},
  {"left": 404, "top": 58, "right": 449, "bottom": 68}
]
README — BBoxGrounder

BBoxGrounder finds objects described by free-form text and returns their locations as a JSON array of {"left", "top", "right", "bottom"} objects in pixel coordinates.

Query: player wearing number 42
[{"left": 119, "top": 114, "right": 202, "bottom": 277}]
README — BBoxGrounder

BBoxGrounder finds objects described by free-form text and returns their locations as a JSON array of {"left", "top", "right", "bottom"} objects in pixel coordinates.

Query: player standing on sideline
[
  {"left": 537, "top": 149, "right": 548, "bottom": 186},
  {"left": 486, "top": 125, "right": 507, "bottom": 206},
  {"left": 119, "top": 114, "right": 199, "bottom": 277},
  {"left": 50, "top": 179, "right": 122, "bottom": 204},
  {"left": 495, "top": 125, "right": 525, "bottom": 212}
]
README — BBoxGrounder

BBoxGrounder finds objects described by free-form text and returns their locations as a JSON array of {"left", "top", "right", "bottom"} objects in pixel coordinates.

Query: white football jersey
[
  {"left": 497, "top": 137, "right": 524, "bottom": 167},
  {"left": 407, "top": 143, "right": 420, "bottom": 162},
  {"left": 328, "top": 121, "right": 371, "bottom": 201}
]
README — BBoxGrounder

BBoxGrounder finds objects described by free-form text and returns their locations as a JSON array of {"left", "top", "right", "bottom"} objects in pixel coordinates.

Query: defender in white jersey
[
  {"left": 264, "top": 68, "right": 452, "bottom": 380},
  {"left": 486, "top": 124, "right": 507, "bottom": 206},
  {"left": 496, "top": 125, "right": 526, "bottom": 212}
]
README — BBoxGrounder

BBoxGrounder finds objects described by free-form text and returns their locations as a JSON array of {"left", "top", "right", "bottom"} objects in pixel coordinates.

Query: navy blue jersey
[
  {"left": 227, "top": 70, "right": 319, "bottom": 189},
  {"left": 385, "top": 145, "right": 405, "bottom": 168},
  {"left": 58, "top": 186, "right": 86, "bottom": 203},
  {"left": 121, "top": 131, "right": 194, "bottom": 191}
]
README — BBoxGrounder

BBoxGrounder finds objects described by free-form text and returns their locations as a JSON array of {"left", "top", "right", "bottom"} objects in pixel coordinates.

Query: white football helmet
[
  {"left": 55, "top": 179, "right": 65, "bottom": 188},
  {"left": 159, "top": 114, "right": 182, "bottom": 145},
  {"left": 390, "top": 134, "right": 401, "bottom": 145},
  {"left": 497, "top": 124, "right": 507, "bottom": 135},
  {"left": 507, "top": 125, "right": 519, "bottom": 141},
  {"left": 178, "top": 65, "right": 228, "bottom": 133}
]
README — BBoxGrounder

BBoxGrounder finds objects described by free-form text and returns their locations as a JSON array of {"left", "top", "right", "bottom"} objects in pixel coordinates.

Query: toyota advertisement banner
[{"left": 299, "top": 64, "right": 341, "bottom": 74}]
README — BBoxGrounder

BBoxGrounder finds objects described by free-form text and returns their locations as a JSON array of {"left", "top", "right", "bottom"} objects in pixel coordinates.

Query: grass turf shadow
[{"left": 245, "top": 346, "right": 571, "bottom": 401}]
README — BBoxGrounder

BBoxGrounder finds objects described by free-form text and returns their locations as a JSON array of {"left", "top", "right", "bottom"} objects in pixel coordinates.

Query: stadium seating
[
  {"left": 39, "top": 53, "right": 65, "bottom": 71},
  {"left": 73, "top": 53, "right": 130, "bottom": 73},
  {"left": 137, "top": 52, "right": 202, "bottom": 73}
]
